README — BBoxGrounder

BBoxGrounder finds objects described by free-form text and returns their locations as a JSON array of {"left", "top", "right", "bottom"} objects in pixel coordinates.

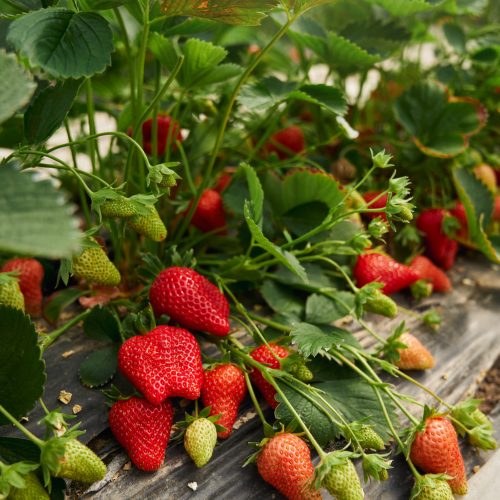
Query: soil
[{"left": 475, "top": 354, "right": 500, "bottom": 414}]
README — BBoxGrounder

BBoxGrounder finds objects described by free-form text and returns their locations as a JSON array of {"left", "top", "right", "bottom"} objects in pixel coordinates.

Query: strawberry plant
[{"left": 0, "top": 0, "right": 498, "bottom": 499}]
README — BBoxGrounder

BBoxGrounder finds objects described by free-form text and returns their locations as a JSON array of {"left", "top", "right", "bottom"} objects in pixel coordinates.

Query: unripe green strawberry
[
  {"left": 101, "top": 197, "right": 136, "bottom": 218},
  {"left": 364, "top": 290, "right": 397, "bottom": 318},
  {"left": 184, "top": 418, "right": 217, "bottom": 468},
  {"left": 54, "top": 439, "right": 106, "bottom": 483},
  {"left": 127, "top": 206, "right": 167, "bottom": 242},
  {"left": 288, "top": 361, "right": 313, "bottom": 382},
  {"left": 319, "top": 452, "right": 364, "bottom": 500},
  {"left": 411, "top": 475, "right": 454, "bottom": 500},
  {"left": 379, "top": 468, "right": 389, "bottom": 481},
  {"left": 0, "top": 274, "right": 24, "bottom": 311},
  {"left": 72, "top": 246, "right": 121, "bottom": 286},
  {"left": 158, "top": 174, "right": 178, "bottom": 189},
  {"left": 356, "top": 426, "right": 385, "bottom": 451},
  {"left": 8, "top": 472, "right": 49, "bottom": 499}
]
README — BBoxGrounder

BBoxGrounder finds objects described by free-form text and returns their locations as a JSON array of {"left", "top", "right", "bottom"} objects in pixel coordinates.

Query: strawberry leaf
[
  {"left": 159, "top": 0, "right": 277, "bottom": 25},
  {"left": 83, "top": 306, "right": 121, "bottom": 343},
  {"left": 0, "top": 306, "right": 46, "bottom": 425},
  {"left": 290, "top": 322, "right": 360, "bottom": 358},
  {"left": 260, "top": 280, "right": 305, "bottom": 317},
  {"left": 0, "top": 49, "right": 36, "bottom": 126},
  {"left": 0, "top": 165, "right": 81, "bottom": 259},
  {"left": 78, "top": 345, "right": 119, "bottom": 388},
  {"left": 305, "top": 292, "right": 354, "bottom": 324}
]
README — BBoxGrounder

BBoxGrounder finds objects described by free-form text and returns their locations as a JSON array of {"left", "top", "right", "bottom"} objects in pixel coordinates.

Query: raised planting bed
[{"left": 2, "top": 255, "right": 498, "bottom": 499}]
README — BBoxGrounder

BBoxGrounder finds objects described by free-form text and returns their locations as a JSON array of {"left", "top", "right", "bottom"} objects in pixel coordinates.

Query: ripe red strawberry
[
  {"left": 142, "top": 115, "right": 182, "bottom": 156},
  {"left": 493, "top": 195, "right": 500, "bottom": 222},
  {"left": 410, "top": 416, "right": 468, "bottom": 494},
  {"left": 118, "top": 326, "right": 204, "bottom": 404},
  {"left": 362, "top": 191, "right": 388, "bottom": 220},
  {"left": 2, "top": 258, "right": 44, "bottom": 316},
  {"left": 149, "top": 266, "right": 230, "bottom": 336},
  {"left": 266, "top": 126, "right": 305, "bottom": 160},
  {"left": 250, "top": 344, "right": 289, "bottom": 409},
  {"left": 396, "top": 332, "right": 435, "bottom": 371},
  {"left": 353, "top": 253, "right": 419, "bottom": 295},
  {"left": 450, "top": 202, "right": 468, "bottom": 240},
  {"left": 190, "top": 189, "right": 227, "bottom": 234},
  {"left": 109, "top": 396, "right": 174, "bottom": 471},
  {"left": 256, "top": 433, "right": 321, "bottom": 500},
  {"left": 409, "top": 256, "right": 451, "bottom": 293},
  {"left": 214, "top": 167, "right": 236, "bottom": 193},
  {"left": 417, "top": 209, "right": 458, "bottom": 270},
  {"left": 201, "top": 364, "right": 247, "bottom": 439}
]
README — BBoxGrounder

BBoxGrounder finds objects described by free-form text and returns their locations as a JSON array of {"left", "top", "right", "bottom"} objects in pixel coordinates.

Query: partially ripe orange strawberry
[
  {"left": 410, "top": 416, "right": 468, "bottom": 495},
  {"left": 396, "top": 333, "right": 435, "bottom": 371},
  {"left": 257, "top": 433, "right": 321, "bottom": 500}
]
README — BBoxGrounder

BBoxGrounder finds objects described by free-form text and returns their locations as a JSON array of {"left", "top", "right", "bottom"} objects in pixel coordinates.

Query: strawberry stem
[
  {"left": 0, "top": 404, "right": 44, "bottom": 447},
  {"left": 39, "top": 310, "right": 91, "bottom": 352},
  {"left": 240, "top": 363, "right": 271, "bottom": 431}
]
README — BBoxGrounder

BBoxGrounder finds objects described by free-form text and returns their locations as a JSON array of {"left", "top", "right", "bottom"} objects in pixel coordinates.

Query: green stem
[
  {"left": 174, "top": 14, "right": 298, "bottom": 240},
  {"left": 372, "top": 388, "right": 421, "bottom": 478},
  {"left": 39, "top": 310, "right": 91, "bottom": 352},
  {"left": 247, "top": 312, "right": 292, "bottom": 333},
  {"left": 267, "top": 376, "right": 325, "bottom": 458},
  {"left": 39, "top": 399, "right": 50, "bottom": 416},
  {"left": 85, "top": 79, "right": 99, "bottom": 175},
  {"left": 114, "top": 7, "right": 137, "bottom": 124},
  {"left": 131, "top": 56, "right": 185, "bottom": 139},
  {"left": 241, "top": 364, "right": 270, "bottom": 429},
  {"left": 0, "top": 405, "right": 44, "bottom": 447}
]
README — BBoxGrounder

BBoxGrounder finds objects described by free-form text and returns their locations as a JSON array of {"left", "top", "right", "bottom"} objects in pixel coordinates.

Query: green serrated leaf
[
  {"left": 159, "top": 0, "right": 277, "bottom": 25},
  {"left": 78, "top": 345, "right": 118, "bottom": 388},
  {"left": 0, "top": 306, "right": 46, "bottom": 425},
  {"left": 263, "top": 169, "right": 343, "bottom": 217},
  {"left": 366, "top": 0, "right": 434, "bottom": 16},
  {"left": 7, "top": 8, "right": 114, "bottom": 78},
  {"left": 244, "top": 203, "right": 308, "bottom": 282},
  {"left": 394, "top": 81, "right": 482, "bottom": 157},
  {"left": 290, "top": 322, "right": 359, "bottom": 358},
  {"left": 24, "top": 79, "right": 82, "bottom": 144},
  {"left": 80, "top": 0, "right": 128, "bottom": 9},
  {"left": 288, "top": 83, "right": 347, "bottom": 115},
  {"left": 0, "top": 165, "right": 81, "bottom": 259},
  {"left": 239, "top": 76, "right": 297, "bottom": 111},
  {"left": 83, "top": 306, "right": 121, "bottom": 343},
  {"left": 0, "top": 49, "right": 36, "bottom": 126},
  {"left": 305, "top": 292, "right": 354, "bottom": 324},
  {"left": 260, "top": 280, "right": 305, "bottom": 316}
]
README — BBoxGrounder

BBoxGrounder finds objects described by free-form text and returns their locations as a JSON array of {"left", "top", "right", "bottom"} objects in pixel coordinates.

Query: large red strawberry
[
  {"left": 410, "top": 416, "right": 468, "bottom": 494},
  {"left": 190, "top": 189, "right": 227, "bottom": 234},
  {"left": 201, "top": 364, "right": 247, "bottom": 439},
  {"left": 362, "top": 191, "right": 388, "bottom": 221},
  {"left": 417, "top": 209, "right": 458, "bottom": 270},
  {"left": 109, "top": 397, "right": 174, "bottom": 471},
  {"left": 409, "top": 255, "right": 451, "bottom": 293},
  {"left": 142, "top": 115, "right": 182, "bottom": 156},
  {"left": 118, "top": 326, "right": 204, "bottom": 404},
  {"left": 1, "top": 258, "right": 44, "bottom": 316},
  {"left": 266, "top": 126, "right": 305, "bottom": 160},
  {"left": 257, "top": 433, "right": 321, "bottom": 500},
  {"left": 353, "top": 253, "right": 419, "bottom": 295},
  {"left": 250, "top": 344, "right": 289, "bottom": 409},
  {"left": 149, "top": 267, "right": 230, "bottom": 336}
]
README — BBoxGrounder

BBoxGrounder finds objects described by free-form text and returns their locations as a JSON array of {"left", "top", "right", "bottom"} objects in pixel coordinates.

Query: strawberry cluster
[{"left": 108, "top": 266, "right": 249, "bottom": 471}]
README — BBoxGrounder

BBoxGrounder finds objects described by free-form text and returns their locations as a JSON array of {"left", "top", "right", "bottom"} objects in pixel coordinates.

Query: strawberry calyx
[
  {"left": 174, "top": 407, "right": 226, "bottom": 437},
  {"left": 410, "top": 473, "right": 454, "bottom": 500},
  {"left": 314, "top": 450, "right": 359, "bottom": 489},
  {"left": 410, "top": 279, "right": 434, "bottom": 300}
]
